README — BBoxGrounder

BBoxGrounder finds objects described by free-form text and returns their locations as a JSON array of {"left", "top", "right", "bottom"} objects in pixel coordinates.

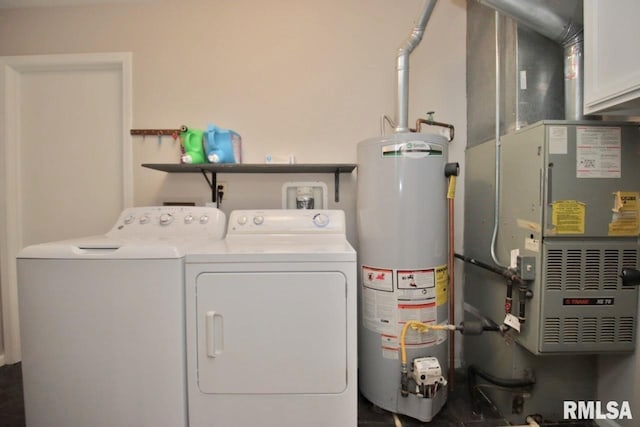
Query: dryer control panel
[
  {"left": 228, "top": 209, "right": 346, "bottom": 235},
  {"left": 107, "top": 206, "right": 226, "bottom": 239}
]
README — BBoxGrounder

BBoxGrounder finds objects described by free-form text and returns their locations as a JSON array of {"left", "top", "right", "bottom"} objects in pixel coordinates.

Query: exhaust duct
[
  {"left": 395, "top": 0, "right": 437, "bottom": 133},
  {"left": 478, "top": 0, "right": 584, "bottom": 120}
]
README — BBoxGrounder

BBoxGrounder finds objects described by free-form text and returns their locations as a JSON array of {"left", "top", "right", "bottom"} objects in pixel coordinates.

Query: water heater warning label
[
  {"left": 397, "top": 269, "right": 434, "bottom": 289},
  {"left": 362, "top": 264, "right": 448, "bottom": 345},
  {"left": 362, "top": 266, "right": 393, "bottom": 292}
]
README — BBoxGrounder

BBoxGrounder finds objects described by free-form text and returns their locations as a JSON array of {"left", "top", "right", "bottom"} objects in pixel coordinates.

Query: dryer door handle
[{"left": 205, "top": 310, "right": 224, "bottom": 358}]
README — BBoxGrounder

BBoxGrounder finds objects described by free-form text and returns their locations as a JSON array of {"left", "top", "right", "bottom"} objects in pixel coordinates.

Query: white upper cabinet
[{"left": 584, "top": 0, "right": 640, "bottom": 115}]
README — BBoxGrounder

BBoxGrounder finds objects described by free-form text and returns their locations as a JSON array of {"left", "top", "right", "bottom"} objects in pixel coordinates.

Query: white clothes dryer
[
  {"left": 185, "top": 209, "right": 357, "bottom": 427},
  {"left": 17, "top": 206, "right": 226, "bottom": 427}
]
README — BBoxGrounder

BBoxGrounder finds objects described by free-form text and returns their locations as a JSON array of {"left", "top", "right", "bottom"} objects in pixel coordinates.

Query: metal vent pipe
[
  {"left": 395, "top": 0, "right": 438, "bottom": 133},
  {"left": 477, "top": 0, "right": 584, "bottom": 120}
]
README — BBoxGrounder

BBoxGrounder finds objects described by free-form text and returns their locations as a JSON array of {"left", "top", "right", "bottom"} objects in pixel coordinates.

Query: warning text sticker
[
  {"left": 362, "top": 266, "right": 393, "bottom": 292},
  {"left": 552, "top": 200, "right": 586, "bottom": 234},
  {"left": 576, "top": 127, "right": 621, "bottom": 178}
]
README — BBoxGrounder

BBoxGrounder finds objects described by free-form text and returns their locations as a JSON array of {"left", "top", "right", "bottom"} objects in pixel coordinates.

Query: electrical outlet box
[{"left": 217, "top": 182, "right": 227, "bottom": 195}]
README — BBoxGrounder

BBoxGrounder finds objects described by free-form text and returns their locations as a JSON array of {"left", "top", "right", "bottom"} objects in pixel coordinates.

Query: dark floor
[{"left": 0, "top": 363, "right": 596, "bottom": 427}]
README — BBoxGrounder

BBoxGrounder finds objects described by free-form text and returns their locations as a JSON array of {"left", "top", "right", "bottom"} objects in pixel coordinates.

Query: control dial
[
  {"left": 313, "top": 213, "right": 330, "bottom": 227},
  {"left": 253, "top": 215, "right": 264, "bottom": 225},
  {"left": 159, "top": 213, "right": 174, "bottom": 226}
]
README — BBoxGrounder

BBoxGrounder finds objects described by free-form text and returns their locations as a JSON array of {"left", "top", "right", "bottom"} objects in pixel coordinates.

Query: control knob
[
  {"left": 313, "top": 213, "right": 330, "bottom": 227},
  {"left": 159, "top": 213, "right": 174, "bottom": 225}
]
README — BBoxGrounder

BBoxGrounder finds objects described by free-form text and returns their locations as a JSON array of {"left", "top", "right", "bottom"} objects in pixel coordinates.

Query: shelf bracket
[
  {"left": 200, "top": 170, "right": 218, "bottom": 207},
  {"left": 334, "top": 170, "right": 341, "bottom": 203}
]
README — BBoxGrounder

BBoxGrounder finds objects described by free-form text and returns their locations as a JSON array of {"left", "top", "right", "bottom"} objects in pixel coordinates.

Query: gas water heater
[{"left": 357, "top": 132, "right": 450, "bottom": 421}]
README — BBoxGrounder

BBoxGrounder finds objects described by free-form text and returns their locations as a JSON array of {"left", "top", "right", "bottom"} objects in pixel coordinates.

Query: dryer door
[{"left": 195, "top": 271, "right": 347, "bottom": 394}]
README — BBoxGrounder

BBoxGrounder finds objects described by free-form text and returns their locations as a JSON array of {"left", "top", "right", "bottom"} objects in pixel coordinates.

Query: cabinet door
[
  {"left": 195, "top": 271, "right": 347, "bottom": 394},
  {"left": 584, "top": 0, "right": 640, "bottom": 114}
]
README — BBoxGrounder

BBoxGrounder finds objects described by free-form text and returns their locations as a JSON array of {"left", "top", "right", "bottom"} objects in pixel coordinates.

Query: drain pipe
[
  {"left": 477, "top": 0, "right": 584, "bottom": 120},
  {"left": 395, "top": 0, "right": 437, "bottom": 133}
]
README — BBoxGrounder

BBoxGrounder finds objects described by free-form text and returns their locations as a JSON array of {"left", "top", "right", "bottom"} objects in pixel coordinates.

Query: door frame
[{"left": 0, "top": 52, "right": 133, "bottom": 365}]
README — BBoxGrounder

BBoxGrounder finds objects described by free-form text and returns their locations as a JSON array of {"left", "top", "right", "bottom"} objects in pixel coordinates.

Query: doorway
[{"left": 0, "top": 52, "right": 132, "bottom": 364}]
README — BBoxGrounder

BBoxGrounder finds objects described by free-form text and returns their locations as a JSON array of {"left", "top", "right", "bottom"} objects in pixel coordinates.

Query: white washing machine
[
  {"left": 185, "top": 209, "right": 357, "bottom": 427},
  {"left": 17, "top": 206, "right": 226, "bottom": 427}
]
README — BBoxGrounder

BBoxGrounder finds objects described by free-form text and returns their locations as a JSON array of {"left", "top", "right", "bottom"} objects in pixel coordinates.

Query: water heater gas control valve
[{"left": 412, "top": 357, "right": 443, "bottom": 387}]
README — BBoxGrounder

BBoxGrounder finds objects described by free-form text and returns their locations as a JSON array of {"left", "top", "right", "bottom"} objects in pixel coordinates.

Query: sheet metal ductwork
[{"left": 478, "top": 0, "right": 584, "bottom": 120}]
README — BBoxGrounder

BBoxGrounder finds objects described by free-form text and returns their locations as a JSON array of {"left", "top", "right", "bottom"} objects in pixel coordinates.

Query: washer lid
[
  {"left": 17, "top": 235, "right": 187, "bottom": 259},
  {"left": 18, "top": 206, "right": 227, "bottom": 260}
]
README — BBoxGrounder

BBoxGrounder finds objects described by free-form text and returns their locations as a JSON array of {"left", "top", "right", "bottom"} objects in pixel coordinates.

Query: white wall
[{"left": 0, "top": 0, "right": 467, "bottom": 363}]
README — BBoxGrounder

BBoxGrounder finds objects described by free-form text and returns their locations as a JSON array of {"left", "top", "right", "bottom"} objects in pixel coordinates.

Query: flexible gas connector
[{"left": 400, "top": 321, "right": 455, "bottom": 367}]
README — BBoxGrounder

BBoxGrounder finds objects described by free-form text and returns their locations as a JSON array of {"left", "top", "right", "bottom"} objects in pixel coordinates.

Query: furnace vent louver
[
  {"left": 545, "top": 251, "right": 563, "bottom": 290},
  {"left": 542, "top": 316, "right": 635, "bottom": 347},
  {"left": 539, "top": 243, "right": 638, "bottom": 353},
  {"left": 544, "top": 247, "right": 638, "bottom": 292},
  {"left": 600, "top": 317, "right": 616, "bottom": 343},
  {"left": 619, "top": 317, "right": 635, "bottom": 342},
  {"left": 582, "top": 317, "right": 597, "bottom": 343}
]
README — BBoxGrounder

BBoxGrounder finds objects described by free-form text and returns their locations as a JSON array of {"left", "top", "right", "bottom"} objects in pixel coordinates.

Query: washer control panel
[
  {"left": 228, "top": 209, "right": 345, "bottom": 235},
  {"left": 107, "top": 206, "right": 226, "bottom": 239}
]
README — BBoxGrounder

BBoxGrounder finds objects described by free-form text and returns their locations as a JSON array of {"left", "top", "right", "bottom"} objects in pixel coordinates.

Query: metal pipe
[
  {"left": 505, "top": 280, "right": 513, "bottom": 314},
  {"left": 454, "top": 253, "right": 525, "bottom": 286},
  {"left": 395, "top": 0, "right": 437, "bottom": 133},
  {"left": 412, "top": 116, "right": 455, "bottom": 141},
  {"left": 564, "top": 31, "right": 584, "bottom": 120},
  {"left": 448, "top": 185, "right": 455, "bottom": 389}
]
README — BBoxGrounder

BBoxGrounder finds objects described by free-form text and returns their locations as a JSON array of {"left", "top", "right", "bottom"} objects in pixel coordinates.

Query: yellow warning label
[
  {"left": 435, "top": 265, "right": 448, "bottom": 306},
  {"left": 609, "top": 191, "right": 639, "bottom": 236},
  {"left": 552, "top": 200, "right": 586, "bottom": 234}
]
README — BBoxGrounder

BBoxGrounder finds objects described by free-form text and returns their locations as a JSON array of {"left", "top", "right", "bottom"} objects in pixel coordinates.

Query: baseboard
[{"left": 597, "top": 420, "right": 622, "bottom": 427}]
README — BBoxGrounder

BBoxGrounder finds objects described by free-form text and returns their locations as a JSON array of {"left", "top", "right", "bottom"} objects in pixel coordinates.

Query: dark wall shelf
[{"left": 141, "top": 163, "right": 357, "bottom": 205}]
